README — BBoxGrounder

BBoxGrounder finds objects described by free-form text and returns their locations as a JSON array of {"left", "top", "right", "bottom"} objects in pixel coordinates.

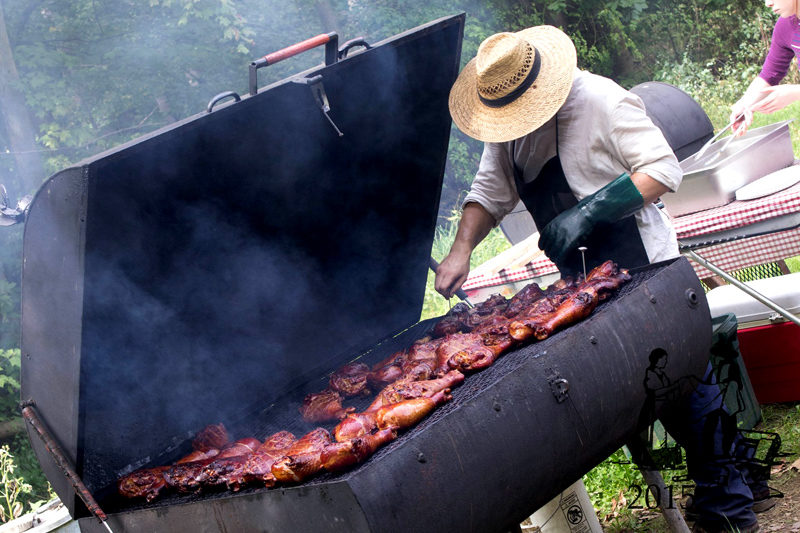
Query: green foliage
[
  {"left": 0, "top": 445, "right": 32, "bottom": 523},
  {"left": 0, "top": 227, "right": 22, "bottom": 351},
  {"left": 0, "top": 350, "right": 20, "bottom": 420}
]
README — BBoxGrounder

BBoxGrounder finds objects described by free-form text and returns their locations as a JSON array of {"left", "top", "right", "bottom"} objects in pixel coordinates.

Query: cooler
[{"left": 706, "top": 273, "right": 800, "bottom": 404}]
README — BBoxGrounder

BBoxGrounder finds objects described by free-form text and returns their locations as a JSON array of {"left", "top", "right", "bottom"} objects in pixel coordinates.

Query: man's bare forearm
[{"left": 434, "top": 202, "right": 497, "bottom": 298}]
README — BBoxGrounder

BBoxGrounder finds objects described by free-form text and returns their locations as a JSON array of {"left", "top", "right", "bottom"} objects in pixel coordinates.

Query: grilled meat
[
  {"left": 164, "top": 453, "right": 222, "bottom": 493},
  {"left": 504, "top": 283, "right": 546, "bottom": 318},
  {"left": 238, "top": 431, "right": 297, "bottom": 488},
  {"left": 367, "top": 349, "right": 407, "bottom": 388},
  {"left": 271, "top": 428, "right": 333, "bottom": 483},
  {"left": 433, "top": 295, "right": 509, "bottom": 338},
  {"left": 321, "top": 427, "right": 397, "bottom": 472},
  {"left": 366, "top": 370, "right": 464, "bottom": 412},
  {"left": 375, "top": 389, "right": 451, "bottom": 430},
  {"left": 118, "top": 466, "right": 170, "bottom": 502},
  {"left": 299, "top": 388, "right": 354, "bottom": 423},
  {"left": 192, "top": 423, "right": 229, "bottom": 452},
  {"left": 435, "top": 331, "right": 513, "bottom": 374},
  {"left": 509, "top": 287, "right": 600, "bottom": 342},
  {"left": 401, "top": 337, "right": 443, "bottom": 380},
  {"left": 432, "top": 302, "right": 471, "bottom": 337},
  {"left": 586, "top": 259, "right": 617, "bottom": 280},
  {"left": 329, "top": 362, "right": 371, "bottom": 397},
  {"left": 198, "top": 438, "right": 261, "bottom": 490},
  {"left": 334, "top": 411, "right": 379, "bottom": 442},
  {"left": 464, "top": 293, "right": 508, "bottom": 329},
  {"left": 120, "top": 448, "right": 220, "bottom": 500}
]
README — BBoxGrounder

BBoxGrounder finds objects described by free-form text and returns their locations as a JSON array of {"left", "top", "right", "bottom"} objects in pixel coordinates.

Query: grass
[{"left": 421, "top": 220, "right": 511, "bottom": 320}]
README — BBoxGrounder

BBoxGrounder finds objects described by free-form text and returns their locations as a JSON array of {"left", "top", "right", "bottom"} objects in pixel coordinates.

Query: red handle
[{"left": 263, "top": 34, "right": 332, "bottom": 66}]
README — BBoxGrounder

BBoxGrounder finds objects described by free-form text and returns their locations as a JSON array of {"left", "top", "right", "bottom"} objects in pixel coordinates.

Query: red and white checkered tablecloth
[
  {"left": 686, "top": 227, "right": 800, "bottom": 279},
  {"left": 462, "top": 181, "right": 800, "bottom": 290},
  {"left": 672, "top": 180, "right": 800, "bottom": 239},
  {"left": 461, "top": 255, "right": 557, "bottom": 291}
]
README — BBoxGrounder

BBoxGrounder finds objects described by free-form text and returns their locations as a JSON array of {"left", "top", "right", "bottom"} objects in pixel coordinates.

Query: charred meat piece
[
  {"left": 435, "top": 330, "right": 515, "bottom": 374},
  {"left": 370, "top": 349, "right": 406, "bottom": 371},
  {"left": 165, "top": 438, "right": 259, "bottom": 493},
  {"left": 586, "top": 259, "right": 617, "bottom": 280},
  {"left": 334, "top": 411, "right": 379, "bottom": 442},
  {"left": 118, "top": 466, "right": 170, "bottom": 501},
  {"left": 509, "top": 288, "right": 600, "bottom": 342},
  {"left": 271, "top": 428, "right": 333, "bottom": 484},
  {"left": 367, "top": 362, "right": 406, "bottom": 388},
  {"left": 321, "top": 427, "right": 397, "bottom": 473},
  {"left": 192, "top": 423, "right": 229, "bottom": 452},
  {"left": 367, "top": 370, "right": 464, "bottom": 412},
  {"left": 464, "top": 293, "right": 509, "bottom": 329},
  {"left": 200, "top": 437, "right": 273, "bottom": 491},
  {"left": 578, "top": 269, "right": 631, "bottom": 301},
  {"left": 432, "top": 302, "right": 471, "bottom": 337},
  {"left": 367, "top": 349, "right": 407, "bottom": 388},
  {"left": 239, "top": 431, "right": 297, "bottom": 488},
  {"left": 216, "top": 438, "right": 261, "bottom": 459},
  {"left": 401, "top": 337, "right": 443, "bottom": 380},
  {"left": 504, "top": 283, "right": 546, "bottom": 318},
  {"left": 119, "top": 447, "right": 222, "bottom": 500},
  {"left": 329, "top": 362, "right": 371, "bottom": 397},
  {"left": 544, "top": 276, "right": 576, "bottom": 294},
  {"left": 177, "top": 448, "right": 220, "bottom": 464},
  {"left": 164, "top": 455, "right": 220, "bottom": 493},
  {"left": 375, "top": 389, "right": 452, "bottom": 430},
  {"left": 299, "top": 388, "right": 354, "bottom": 423}
]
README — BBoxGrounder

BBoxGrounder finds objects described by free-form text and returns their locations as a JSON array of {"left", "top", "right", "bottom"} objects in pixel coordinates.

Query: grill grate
[{"left": 101, "top": 264, "right": 661, "bottom": 513}]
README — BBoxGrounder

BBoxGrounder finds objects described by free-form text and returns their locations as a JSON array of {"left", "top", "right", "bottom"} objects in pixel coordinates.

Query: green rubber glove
[{"left": 538, "top": 173, "right": 644, "bottom": 266}]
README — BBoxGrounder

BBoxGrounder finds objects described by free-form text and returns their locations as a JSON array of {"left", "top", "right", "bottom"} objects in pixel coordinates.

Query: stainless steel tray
[{"left": 662, "top": 120, "right": 795, "bottom": 216}]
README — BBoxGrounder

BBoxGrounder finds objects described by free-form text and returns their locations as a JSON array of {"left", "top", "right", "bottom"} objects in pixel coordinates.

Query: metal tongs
[{"left": 691, "top": 113, "right": 745, "bottom": 161}]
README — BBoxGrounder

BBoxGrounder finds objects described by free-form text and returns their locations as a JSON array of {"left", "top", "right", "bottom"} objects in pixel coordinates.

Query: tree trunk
[
  {"left": 0, "top": 417, "right": 23, "bottom": 441},
  {"left": 0, "top": 0, "right": 45, "bottom": 198}
]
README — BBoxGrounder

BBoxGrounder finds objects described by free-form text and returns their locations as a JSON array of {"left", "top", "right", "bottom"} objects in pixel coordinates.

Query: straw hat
[{"left": 449, "top": 26, "right": 577, "bottom": 143}]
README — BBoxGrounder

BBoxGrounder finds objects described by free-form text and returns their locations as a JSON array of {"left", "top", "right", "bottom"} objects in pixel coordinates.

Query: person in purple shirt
[{"left": 731, "top": 0, "right": 800, "bottom": 135}]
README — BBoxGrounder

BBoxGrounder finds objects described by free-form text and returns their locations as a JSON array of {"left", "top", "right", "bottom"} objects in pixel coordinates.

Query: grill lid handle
[
  {"left": 249, "top": 32, "right": 339, "bottom": 96},
  {"left": 206, "top": 91, "right": 241, "bottom": 113}
]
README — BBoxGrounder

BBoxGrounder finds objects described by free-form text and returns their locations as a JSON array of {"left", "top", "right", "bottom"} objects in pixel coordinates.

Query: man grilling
[{"left": 436, "top": 26, "right": 760, "bottom": 533}]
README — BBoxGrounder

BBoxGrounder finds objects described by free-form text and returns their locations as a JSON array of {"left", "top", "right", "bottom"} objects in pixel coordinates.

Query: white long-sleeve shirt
[{"left": 462, "top": 69, "right": 683, "bottom": 263}]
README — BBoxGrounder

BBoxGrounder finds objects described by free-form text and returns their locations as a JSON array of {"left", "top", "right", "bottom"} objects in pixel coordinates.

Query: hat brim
[{"left": 449, "top": 26, "right": 577, "bottom": 143}]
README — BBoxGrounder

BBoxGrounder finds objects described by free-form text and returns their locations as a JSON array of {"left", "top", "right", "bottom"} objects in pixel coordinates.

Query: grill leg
[{"left": 626, "top": 436, "right": 691, "bottom": 533}]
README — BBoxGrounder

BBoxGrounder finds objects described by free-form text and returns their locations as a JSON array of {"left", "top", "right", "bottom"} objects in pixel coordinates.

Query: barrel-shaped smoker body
[
  {"left": 19, "top": 13, "right": 714, "bottom": 533},
  {"left": 75, "top": 259, "right": 709, "bottom": 533}
]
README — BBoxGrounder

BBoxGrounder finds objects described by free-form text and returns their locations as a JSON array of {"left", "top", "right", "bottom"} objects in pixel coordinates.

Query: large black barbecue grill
[{"left": 19, "top": 14, "right": 712, "bottom": 533}]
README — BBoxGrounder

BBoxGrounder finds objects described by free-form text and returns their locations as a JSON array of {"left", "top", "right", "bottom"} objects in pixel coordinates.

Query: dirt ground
[{"left": 752, "top": 463, "right": 800, "bottom": 533}]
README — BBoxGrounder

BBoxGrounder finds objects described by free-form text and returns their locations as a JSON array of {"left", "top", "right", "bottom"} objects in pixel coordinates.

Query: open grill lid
[{"left": 20, "top": 14, "right": 465, "bottom": 515}]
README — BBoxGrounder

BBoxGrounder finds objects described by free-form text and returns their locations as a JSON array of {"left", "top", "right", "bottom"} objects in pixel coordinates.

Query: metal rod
[
  {"left": 578, "top": 246, "right": 587, "bottom": 280},
  {"left": 684, "top": 250, "right": 800, "bottom": 327},
  {"left": 20, "top": 402, "right": 114, "bottom": 532}
]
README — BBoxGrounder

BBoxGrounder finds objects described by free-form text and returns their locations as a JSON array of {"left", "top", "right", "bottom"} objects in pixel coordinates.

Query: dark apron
[{"left": 512, "top": 120, "right": 649, "bottom": 277}]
